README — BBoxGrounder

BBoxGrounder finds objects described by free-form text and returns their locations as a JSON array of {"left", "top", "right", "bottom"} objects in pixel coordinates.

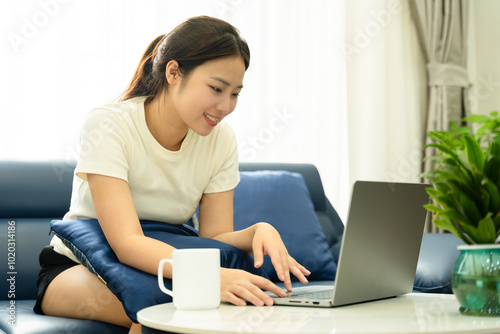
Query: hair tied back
[
  {"left": 151, "top": 34, "right": 167, "bottom": 74},
  {"left": 119, "top": 16, "right": 249, "bottom": 104}
]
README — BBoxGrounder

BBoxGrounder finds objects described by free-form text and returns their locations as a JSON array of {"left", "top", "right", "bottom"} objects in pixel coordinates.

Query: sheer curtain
[
  {"left": 344, "top": 0, "right": 427, "bottom": 189},
  {"left": 0, "top": 0, "right": 349, "bottom": 218}
]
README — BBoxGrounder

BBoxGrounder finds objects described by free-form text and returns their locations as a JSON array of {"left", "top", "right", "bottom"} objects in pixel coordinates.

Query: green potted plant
[{"left": 424, "top": 111, "right": 500, "bottom": 316}]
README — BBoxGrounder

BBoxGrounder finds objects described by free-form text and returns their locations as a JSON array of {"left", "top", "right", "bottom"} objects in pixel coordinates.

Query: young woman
[{"left": 34, "top": 16, "right": 310, "bottom": 333}]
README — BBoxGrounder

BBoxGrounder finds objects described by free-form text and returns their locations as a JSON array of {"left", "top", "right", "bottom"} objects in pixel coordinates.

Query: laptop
[{"left": 271, "top": 180, "right": 430, "bottom": 307}]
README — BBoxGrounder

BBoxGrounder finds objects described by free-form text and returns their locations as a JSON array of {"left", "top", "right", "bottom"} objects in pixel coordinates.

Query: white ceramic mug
[{"left": 158, "top": 248, "right": 221, "bottom": 310}]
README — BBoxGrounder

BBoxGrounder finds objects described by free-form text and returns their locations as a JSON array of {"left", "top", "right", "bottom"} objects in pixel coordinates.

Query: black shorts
[{"left": 33, "top": 246, "right": 79, "bottom": 315}]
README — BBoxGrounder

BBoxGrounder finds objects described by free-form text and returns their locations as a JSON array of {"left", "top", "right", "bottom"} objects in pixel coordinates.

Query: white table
[{"left": 137, "top": 293, "right": 500, "bottom": 334}]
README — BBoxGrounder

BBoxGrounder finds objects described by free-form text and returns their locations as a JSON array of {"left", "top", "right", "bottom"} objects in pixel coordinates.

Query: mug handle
[{"left": 158, "top": 259, "right": 173, "bottom": 297}]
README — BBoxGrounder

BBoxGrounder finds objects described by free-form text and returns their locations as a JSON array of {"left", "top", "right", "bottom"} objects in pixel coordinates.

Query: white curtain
[
  {"left": 344, "top": 0, "right": 427, "bottom": 190},
  {"left": 0, "top": 0, "right": 425, "bottom": 222}
]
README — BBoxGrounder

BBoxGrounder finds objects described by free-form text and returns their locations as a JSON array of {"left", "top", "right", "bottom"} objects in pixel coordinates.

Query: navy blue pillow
[
  {"left": 233, "top": 171, "right": 336, "bottom": 281},
  {"left": 50, "top": 220, "right": 266, "bottom": 322}
]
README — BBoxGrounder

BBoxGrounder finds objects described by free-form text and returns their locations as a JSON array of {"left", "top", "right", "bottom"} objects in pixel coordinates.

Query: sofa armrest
[{"left": 413, "top": 233, "right": 465, "bottom": 293}]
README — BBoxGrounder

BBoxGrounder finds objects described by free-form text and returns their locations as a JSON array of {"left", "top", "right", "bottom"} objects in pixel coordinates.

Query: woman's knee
[{"left": 42, "top": 265, "right": 132, "bottom": 328}]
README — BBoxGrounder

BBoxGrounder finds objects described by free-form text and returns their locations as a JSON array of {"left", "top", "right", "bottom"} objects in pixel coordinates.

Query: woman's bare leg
[
  {"left": 130, "top": 323, "right": 142, "bottom": 333},
  {"left": 41, "top": 264, "right": 133, "bottom": 329}
]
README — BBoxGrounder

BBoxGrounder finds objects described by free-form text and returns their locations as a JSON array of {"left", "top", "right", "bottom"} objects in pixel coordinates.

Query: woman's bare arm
[{"left": 87, "top": 173, "right": 176, "bottom": 278}]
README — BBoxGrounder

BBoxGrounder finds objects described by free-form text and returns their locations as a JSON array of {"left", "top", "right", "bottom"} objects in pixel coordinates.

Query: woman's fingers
[
  {"left": 268, "top": 248, "right": 298, "bottom": 291},
  {"left": 238, "top": 283, "right": 274, "bottom": 306},
  {"left": 253, "top": 245, "right": 264, "bottom": 268},
  {"left": 256, "top": 245, "right": 312, "bottom": 291},
  {"left": 270, "top": 254, "right": 311, "bottom": 291},
  {"left": 287, "top": 256, "right": 311, "bottom": 282},
  {"left": 221, "top": 290, "right": 247, "bottom": 307},
  {"left": 253, "top": 274, "right": 287, "bottom": 299},
  {"left": 220, "top": 268, "right": 286, "bottom": 307},
  {"left": 251, "top": 223, "right": 311, "bottom": 291}
]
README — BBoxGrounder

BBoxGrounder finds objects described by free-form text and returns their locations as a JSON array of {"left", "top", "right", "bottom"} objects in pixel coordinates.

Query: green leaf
[
  {"left": 477, "top": 215, "right": 497, "bottom": 243},
  {"left": 460, "top": 223, "right": 482, "bottom": 245},
  {"left": 480, "top": 188, "right": 491, "bottom": 216},
  {"left": 459, "top": 193, "right": 482, "bottom": 226},
  {"left": 433, "top": 217, "right": 473, "bottom": 244},
  {"left": 463, "top": 135, "right": 485, "bottom": 171},
  {"left": 425, "top": 187, "right": 440, "bottom": 195},
  {"left": 476, "top": 122, "right": 496, "bottom": 139},
  {"left": 450, "top": 122, "right": 471, "bottom": 136},
  {"left": 434, "top": 170, "right": 465, "bottom": 183},
  {"left": 447, "top": 179, "right": 478, "bottom": 201},
  {"left": 493, "top": 213, "right": 500, "bottom": 234},
  {"left": 488, "top": 140, "right": 500, "bottom": 157},
  {"left": 432, "top": 180, "right": 451, "bottom": 193},
  {"left": 427, "top": 131, "right": 458, "bottom": 148},
  {"left": 441, "top": 208, "right": 471, "bottom": 227},
  {"left": 434, "top": 179, "right": 481, "bottom": 219},
  {"left": 433, "top": 195, "right": 457, "bottom": 209},
  {"left": 441, "top": 164, "right": 476, "bottom": 187},
  {"left": 483, "top": 156, "right": 500, "bottom": 184},
  {"left": 432, "top": 217, "right": 459, "bottom": 235},
  {"left": 465, "top": 115, "right": 493, "bottom": 125},
  {"left": 425, "top": 188, "right": 444, "bottom": 200},
  {"left": 429, "top": 183, "right": 460, "bottom": 209},
  {"left": 425, "top": 143, "right": 459, "bottom": 158},
  {"left": 424, "top": 204, "right": 443, "bottom": 214},
  {"left": 455, "top": 151, "right": 477, "bottom": 183},
  {"left": 483, "top": 179, "right": 500, "bottom": 213}
]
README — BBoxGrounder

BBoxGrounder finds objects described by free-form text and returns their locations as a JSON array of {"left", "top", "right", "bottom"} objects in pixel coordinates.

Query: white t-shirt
[{"left": 51, "top": 96, "right": 240, "bottom": 260}]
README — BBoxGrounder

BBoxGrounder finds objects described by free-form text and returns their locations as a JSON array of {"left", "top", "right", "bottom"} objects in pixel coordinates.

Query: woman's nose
[{"left": 216, "top": 96, "right": 232, "bottom": 114}]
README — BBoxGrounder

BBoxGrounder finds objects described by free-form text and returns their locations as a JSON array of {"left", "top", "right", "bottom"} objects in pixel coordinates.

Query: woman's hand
[
  {"left": 251, "top": 223, "right": 310, "bottom": 292},
  {"left": 220, "top": 267, "right": 287, "bottom": 306}
]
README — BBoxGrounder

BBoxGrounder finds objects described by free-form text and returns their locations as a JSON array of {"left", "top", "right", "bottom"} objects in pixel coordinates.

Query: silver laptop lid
[{"left": 331, "top": 181, "right": 430, "bottom": 306}]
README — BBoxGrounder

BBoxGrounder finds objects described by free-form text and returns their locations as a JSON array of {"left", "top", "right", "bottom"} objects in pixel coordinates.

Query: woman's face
[{"left": 169, "top": 56, "right": 246, "bottom": 136}]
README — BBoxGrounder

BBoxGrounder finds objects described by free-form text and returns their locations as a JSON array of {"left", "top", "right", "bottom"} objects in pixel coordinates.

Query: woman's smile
[{"left": 203, "top": 112, "right": 222, "bottom": 126}]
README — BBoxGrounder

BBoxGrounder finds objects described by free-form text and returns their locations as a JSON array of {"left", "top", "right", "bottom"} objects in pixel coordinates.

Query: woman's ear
[{"left": 165, "top": 60, "right": 180, "bottom": 85}]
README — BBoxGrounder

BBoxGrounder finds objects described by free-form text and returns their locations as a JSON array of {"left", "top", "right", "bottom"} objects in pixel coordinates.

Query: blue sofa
[{"left": 0, "top": 161, "right": 463, "bottom": 333}]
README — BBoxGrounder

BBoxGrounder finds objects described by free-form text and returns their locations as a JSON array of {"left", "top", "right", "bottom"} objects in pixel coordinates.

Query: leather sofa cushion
[{"left": 413, "top": 233, "right": 464, "bottom": 293}]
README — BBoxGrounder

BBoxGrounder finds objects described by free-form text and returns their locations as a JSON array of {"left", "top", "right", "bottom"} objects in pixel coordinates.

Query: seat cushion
[
  {"left": 0, "top": 300, "right": 128, "bottom": 334},
  {"left": 233, "top": 171, "right": 337, "bottom": 281},
  {"left": 413, "top": 233, "right": 464, "bottom": 293}
]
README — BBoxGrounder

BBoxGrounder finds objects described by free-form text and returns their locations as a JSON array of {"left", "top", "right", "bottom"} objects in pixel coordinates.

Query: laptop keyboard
[{"left": 282, "top": 288, "right": 334, "bottom": 301}]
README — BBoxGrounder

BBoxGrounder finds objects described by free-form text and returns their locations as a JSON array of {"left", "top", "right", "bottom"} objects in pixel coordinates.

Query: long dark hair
[{"left": 119, "top": 16, "right": 250, "bottom": 103}]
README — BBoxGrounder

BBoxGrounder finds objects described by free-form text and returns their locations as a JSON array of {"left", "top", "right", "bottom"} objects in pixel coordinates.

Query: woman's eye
[
  {"left": 232, "top": 93, "right": 240, "bottom": 97},
  {"left": 210, "top": 86, "right": 222, "bottom": 93}
]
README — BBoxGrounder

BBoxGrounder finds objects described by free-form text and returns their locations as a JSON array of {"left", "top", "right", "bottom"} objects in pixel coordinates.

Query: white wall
[{"left": 469, "top": 0, "right": 500, "bottom": 115}]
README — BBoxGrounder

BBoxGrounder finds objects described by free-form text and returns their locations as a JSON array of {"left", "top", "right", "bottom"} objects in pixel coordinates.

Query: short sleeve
[
  {"left": 204, "top": 123, "right": 240, "bottom": 193},
  {"left": 74, "top": 108, "right": 130, "bottom": 182}
]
